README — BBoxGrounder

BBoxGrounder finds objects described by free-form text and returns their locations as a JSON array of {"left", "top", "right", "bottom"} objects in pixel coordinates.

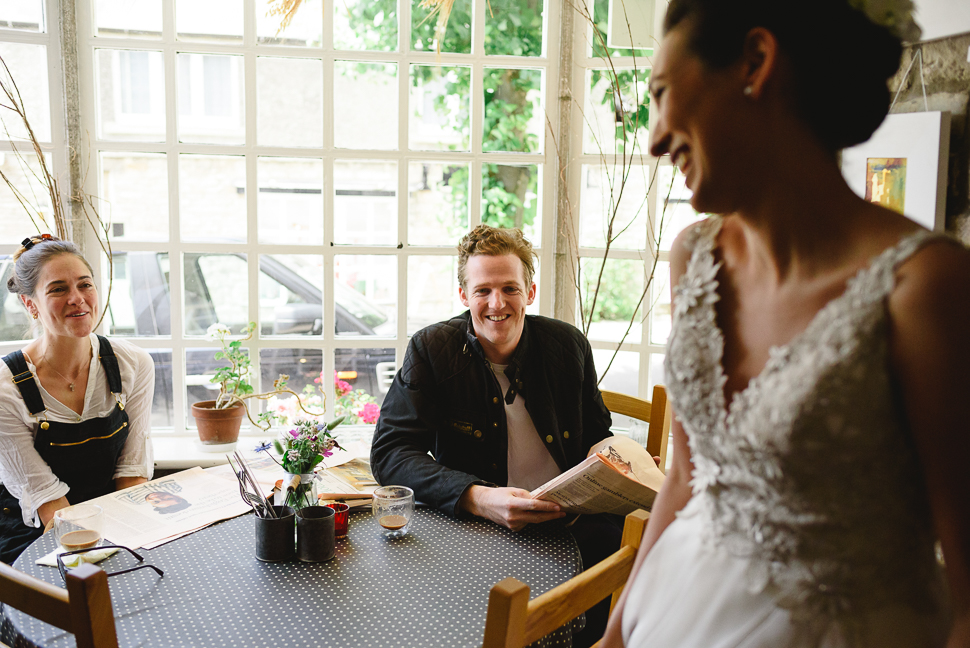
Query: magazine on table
[
  {"left": 316, "top": 458, "right": 379, "bottom": 500},
  {"left": 531, "top": 436, "right": 666, "bottom": 516}
]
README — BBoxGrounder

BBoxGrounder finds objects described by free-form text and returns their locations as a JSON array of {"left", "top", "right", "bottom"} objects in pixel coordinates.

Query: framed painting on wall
[{"left": 840, "top": 111, "right": 951, "bottom": 231}]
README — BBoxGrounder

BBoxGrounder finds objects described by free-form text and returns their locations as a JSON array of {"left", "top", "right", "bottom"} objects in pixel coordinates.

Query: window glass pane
[
  {"left": 101, "top": 152, "right": 169, "bottom": 241},
  {"left": 334, "top": 255, "right": 396, "bottom": 337},
  {"left": 333, "top": 160, "right": 397, "bottom": 246},
  {"left": 96, "top": 49, "right": 166, "bottom": 142},
  {"left": 183, "top": 252, "right": 249, "bottom": 336},
  {"left": 484, "top": 0, "right": 543, "bottom": 57},
  {"left": 333, "top": 0, "right": 397, "bottom": 51},
  {"left": 335, "top": 348, "right": 394, "bottom": 421},
  {"left": 589, "top": 0, "right": 652, "bottom": 59},
  {"left": 649, "top": 261, "right": 671, "bottom": 345},
  {"left": 186, "top": 347, "right": 250, "bottom": 431},
  {"left": 0, "top": 152, "right": 53, "bottom": 236},
  {"left": 581, "top": 256, "right": 643, "bottom": 344},
  {"left": 258, "top": 254, "right": 322, "bottom": 337},
  {"left": 483, "top": 68, "right": 542, "bottom": 153},
  {"left": 0, "top": 42, "right": 51, "bottom": 142},
  {"left": 657, "top": 165, "right": 704, "bottom": 252},
  {"left": 103, "top": 251, "right": 171, "bottom": 337},
  {"left": 0, "top": 255, "right": 31, "bottom": 342},
  {"left": 407, "top": 256, "right": 461, "bottom": 335},
  {"left": 179, "top": 154, "right": 246, "bottom": 243},
  {"left": 257, "top": 156, "right": 323, "bottom": 246},
  {"left": 592, "top": 348, "right": 639, "bottom": 397},
  {"left": 146, "top": 349, "right": 173, "bottom": 429},
  {"left": 256, "top": 0, "right": 322, "bottom": 46},
  {"left": 259, "top": 348, "right": 323, "bottom": 418},
  {"left": 257, "top": 56, "right": 323, "bottom": 148},
  {"left": 584, "top": 68, "right": 649, "bottom": 156},
  {"left": 579, "top": 163, "right": 650, "bottom": 250},
  {"left": 95, "top": 0, "right": 162, "bottom": 39},
  {"left": 647, "top": 353, "right": 664, "bottom": 393},
  {"left": 409, "top": 65, "right": 470, "bottom": 152},
  {"left": 177, "top": 53, "right": 245, "bottom": 145},
  {"left": 407, "top": 161, "right": 468, "bottom": 246},
  {"left": 0, "top": 0, "right": 44, "bottom": 32},
  {"left": 411, "top": 0, "right": 470, "bottom": 54},
  {"left": 333, "top": 61, "right": 398, "bottom": 150},
  {"left": 176, "top": 0, "right": 243, "bottom": 43},
  {"left": 482, "top": 164, "right": 540, "bottom": 242}
]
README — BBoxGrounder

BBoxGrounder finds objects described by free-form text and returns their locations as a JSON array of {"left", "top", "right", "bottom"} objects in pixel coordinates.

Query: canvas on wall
[{"left": 841, "top": 111, "right": 950, "bottom": 231}]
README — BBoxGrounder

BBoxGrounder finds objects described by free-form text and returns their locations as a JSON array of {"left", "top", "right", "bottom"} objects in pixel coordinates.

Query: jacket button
[
  {"left": 40, "top": 421, "right": 49, "bottom": 430},
  {"left": 563, "top": 431, "right": 570, "bottom": 439},
  {"left": 545, "top": 435, "right": 553, "bottom": 443},
  {"left": 516, "top": 380, "right": 523, "bottom": 388},
  {"left": 2, "top": 508, "right": 10, "bottom": 515},
  {"left": 492, "top": 422, "right": 498, "bottom": 428},
  {"left": 474, "top": 430, "right": 482, "bottom": 438},
  {"left": 491, "top": 463, "right": 498, "bottom": 470},
  {"left": 492, "top": 397, "right": 499, "bottom": 404}
]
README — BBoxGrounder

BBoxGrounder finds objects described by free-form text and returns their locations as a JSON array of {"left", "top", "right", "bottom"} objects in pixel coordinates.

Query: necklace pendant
[{"left": 68, "top": 383, "right": 75, "bottom": 392}]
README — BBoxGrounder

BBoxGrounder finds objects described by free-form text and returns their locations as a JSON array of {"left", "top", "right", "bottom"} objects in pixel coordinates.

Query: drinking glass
[
  {"left": 54, "top": 504, "right": 104, "bottom": 552},
  {"left": 372, "top": 486, "right": 414, "bottom": 538}
]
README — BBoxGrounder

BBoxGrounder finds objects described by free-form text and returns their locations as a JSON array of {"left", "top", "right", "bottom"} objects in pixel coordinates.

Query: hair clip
[{"left": 21, "top": 233, "right": 53, "bottom": 251}]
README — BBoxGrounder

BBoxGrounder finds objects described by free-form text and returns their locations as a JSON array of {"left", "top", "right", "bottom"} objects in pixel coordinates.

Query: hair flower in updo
[{"left": 848, "top": 0, "right": 922, "bottom": 42}]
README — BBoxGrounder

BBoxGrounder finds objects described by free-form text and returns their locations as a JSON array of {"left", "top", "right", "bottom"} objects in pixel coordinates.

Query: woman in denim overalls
[{"left": 0, "top": 235, "right": 154, "bottom": 563}]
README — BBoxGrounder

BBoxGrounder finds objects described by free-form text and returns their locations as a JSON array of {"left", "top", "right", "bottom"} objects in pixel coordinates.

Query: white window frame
[{"left": 71, "top": 0, "right": 563, "bottom": 437}]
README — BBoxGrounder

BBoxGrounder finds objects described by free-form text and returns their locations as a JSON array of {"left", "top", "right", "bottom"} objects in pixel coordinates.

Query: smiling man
[{"left": 371, "top": 225, "right": 618, "bottom": 646}]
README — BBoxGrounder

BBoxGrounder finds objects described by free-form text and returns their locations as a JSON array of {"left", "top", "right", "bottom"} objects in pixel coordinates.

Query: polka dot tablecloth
[{"left": 4, "top": 508, "right": 583, "bottom": 647}]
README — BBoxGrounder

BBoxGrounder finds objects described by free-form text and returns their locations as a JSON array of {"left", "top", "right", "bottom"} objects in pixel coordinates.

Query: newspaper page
[
  {"left": 530, "top": 436, "right": 666, "bottom": 516},
  {"left": 89, "top": 467, "right": 251, "bottom": 549},
  {"left": 316, "top": 458, "right": 378, "bottom": 500}
]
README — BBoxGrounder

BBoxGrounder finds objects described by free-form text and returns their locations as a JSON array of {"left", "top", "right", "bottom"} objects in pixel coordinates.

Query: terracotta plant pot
[{"left": 191, "top": 400, "right": 246, "bottom": 446}]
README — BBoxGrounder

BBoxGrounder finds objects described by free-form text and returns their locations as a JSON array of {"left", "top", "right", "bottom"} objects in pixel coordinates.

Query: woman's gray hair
[{"left": 6, "top": 235, "right": 94, "bottom": 297}]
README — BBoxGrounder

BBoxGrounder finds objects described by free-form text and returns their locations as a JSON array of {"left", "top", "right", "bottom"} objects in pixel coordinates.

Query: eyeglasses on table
[{"left": 56, "top": 545, "right": 164, "bottom": 583}]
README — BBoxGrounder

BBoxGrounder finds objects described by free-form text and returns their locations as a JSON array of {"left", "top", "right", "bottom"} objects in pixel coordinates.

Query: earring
[
  {"left": 31, "top": 312, "right": 38, "bottom": 320},
  {"left": 743, "top": 86, "right": 754, "bottom": 97}
]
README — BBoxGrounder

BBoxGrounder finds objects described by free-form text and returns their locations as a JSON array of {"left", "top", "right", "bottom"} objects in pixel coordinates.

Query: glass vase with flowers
[{"left": 256, "top": 418, "right": 344, "bottom": 510}]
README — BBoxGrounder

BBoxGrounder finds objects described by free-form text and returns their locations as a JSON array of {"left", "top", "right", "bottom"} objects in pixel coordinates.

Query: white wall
[{"left": 914, "top": 0, "right": 970, "bottom": 42}]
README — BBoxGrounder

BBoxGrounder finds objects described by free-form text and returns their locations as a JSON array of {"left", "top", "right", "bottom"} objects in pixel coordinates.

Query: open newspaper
[
  {"left": 531, "top": 436, "right": 665, "bottom": 516},
  {"left": 87, "top": 466, "right": 250, "bottom": 550},
  {"left": 315, "top": 458, "right": 379, "bottom": 500}
]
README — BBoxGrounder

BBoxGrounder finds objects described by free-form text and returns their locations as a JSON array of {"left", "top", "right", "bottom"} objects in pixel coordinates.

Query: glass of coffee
[
  {"left": 54, "top": 504, "right": 104, "bottom": 552},
  {"left": 372, "top": 486, "right": 414, "bottom": 539}
]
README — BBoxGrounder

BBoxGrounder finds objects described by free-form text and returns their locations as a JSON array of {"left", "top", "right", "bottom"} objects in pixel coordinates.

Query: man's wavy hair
[{"left": 457, "top": 225, "right": 537, "bottom": 290}]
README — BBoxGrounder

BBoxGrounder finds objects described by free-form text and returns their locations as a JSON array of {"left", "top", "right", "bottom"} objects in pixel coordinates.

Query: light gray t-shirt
[{"left": 490, "top": 363, "right": 561, "bottom": 491}]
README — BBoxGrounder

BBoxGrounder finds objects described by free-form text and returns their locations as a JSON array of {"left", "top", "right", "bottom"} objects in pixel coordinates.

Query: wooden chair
[
  {"left": 0, "top": 561, "right": 119, "bottom": 648},
  {"left": 482, "top": 509, "right": 650, "bottom": 648},
  {"left": 600, "top": 385, "right": 672, "bottom": 473}
]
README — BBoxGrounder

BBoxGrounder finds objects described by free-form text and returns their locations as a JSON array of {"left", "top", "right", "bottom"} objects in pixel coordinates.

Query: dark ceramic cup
[
  {"left": 296, "top": 505, "right": 336, "bottom": 563},
  {"left": 255, "top": 506, "right": 295, "bottom": 562}
]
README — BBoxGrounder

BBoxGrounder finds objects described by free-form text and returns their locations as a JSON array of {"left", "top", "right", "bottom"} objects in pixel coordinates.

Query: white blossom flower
[{"left": 205, "top": 323, "right": 232, "bottom": 341}]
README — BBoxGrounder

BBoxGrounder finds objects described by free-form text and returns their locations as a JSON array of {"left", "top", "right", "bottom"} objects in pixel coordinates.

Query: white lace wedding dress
[{"left": 621, "top": 217, "right": 951, "bottom": 648}]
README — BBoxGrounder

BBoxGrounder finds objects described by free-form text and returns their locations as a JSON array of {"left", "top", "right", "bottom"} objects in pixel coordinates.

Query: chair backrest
[
  {"left": 482, "top": 509, "right": 650, "bottom": 648},
  {"left": 0, "top": 561, "right": 119, "bottom": 648},
  {"left": 600, "top": 384, "right": 672, "bottom": 472}
]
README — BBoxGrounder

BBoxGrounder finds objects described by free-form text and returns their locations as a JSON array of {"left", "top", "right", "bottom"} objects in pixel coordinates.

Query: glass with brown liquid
[
  {"left": 372, "top": 486, "right": 414, "bottom": 538},
  {"left": 54, "top": 504, "right": 104, "bottom": 552}
]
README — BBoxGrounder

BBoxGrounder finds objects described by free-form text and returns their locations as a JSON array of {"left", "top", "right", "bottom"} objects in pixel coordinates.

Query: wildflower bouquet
[{"left": 257, "top": 417, "right": 344, "bottom": 509}]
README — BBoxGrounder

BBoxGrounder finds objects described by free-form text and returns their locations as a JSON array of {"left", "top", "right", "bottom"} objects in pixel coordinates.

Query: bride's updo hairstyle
[{"left": 663, "top": 0, "right": 905, "bottom": 153}]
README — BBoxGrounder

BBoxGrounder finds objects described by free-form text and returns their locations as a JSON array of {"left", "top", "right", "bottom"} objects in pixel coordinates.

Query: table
[{"left": 2, "top": 508, "right": 582, "bottom": 647}]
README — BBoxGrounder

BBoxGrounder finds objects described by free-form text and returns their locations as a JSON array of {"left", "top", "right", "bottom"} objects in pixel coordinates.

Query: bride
[{"left": 601, "top": 0, "right": 970, "bottom": 646}]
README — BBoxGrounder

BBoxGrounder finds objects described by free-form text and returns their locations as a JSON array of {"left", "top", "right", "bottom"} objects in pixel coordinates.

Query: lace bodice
[{"left": 665, "top": 216, "right": 947, "bottom": 641}]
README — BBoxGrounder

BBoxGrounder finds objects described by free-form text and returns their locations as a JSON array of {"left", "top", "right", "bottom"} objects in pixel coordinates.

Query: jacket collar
[{"left": 461, "top": 311, "right": 531, "bottom": 405}]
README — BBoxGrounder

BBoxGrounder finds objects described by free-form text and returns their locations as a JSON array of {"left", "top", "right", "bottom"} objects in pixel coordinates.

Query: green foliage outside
[{"left": 580, "top": 258, "right": 643, "bottom": 323}]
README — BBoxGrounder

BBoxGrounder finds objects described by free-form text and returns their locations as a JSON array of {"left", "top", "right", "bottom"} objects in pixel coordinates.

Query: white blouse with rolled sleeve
[{"left": 0, "top": 334, "right": 155, "bottom": 527}]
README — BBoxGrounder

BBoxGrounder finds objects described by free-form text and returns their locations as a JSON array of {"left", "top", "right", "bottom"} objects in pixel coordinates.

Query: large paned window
[
  {"left": 568, "top": 0, "right": 700, "bottom": 423},
  {"left": 0, "top": 0, "right": 67, "bottom": 354},
  {"left": 66, "top": 0, "right": 559, "bottom": 435}
]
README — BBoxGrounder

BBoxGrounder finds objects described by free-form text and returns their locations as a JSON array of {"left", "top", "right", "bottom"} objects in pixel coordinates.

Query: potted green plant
[{"left": 191, "top": 322, "right": 321, "bottom": 449}]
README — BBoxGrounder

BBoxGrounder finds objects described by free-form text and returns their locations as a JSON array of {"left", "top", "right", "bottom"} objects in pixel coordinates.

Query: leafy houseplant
[
  {"left": 191, "top": 322, "right": 324, "bottom": 447},
  {"left": 256, "top": 418, "right": 344, "bottom": 509}
]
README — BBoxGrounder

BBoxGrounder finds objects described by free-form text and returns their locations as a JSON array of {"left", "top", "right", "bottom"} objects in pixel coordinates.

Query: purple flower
[
  {"left": 311, "top": 435, "right": 318, "bottom": 441},
  {"left": 254, "top": 441, "right": 272, "bottom": 453},
  {"left": 288, "top": 429, "right": 299, "bottom": 438}
]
